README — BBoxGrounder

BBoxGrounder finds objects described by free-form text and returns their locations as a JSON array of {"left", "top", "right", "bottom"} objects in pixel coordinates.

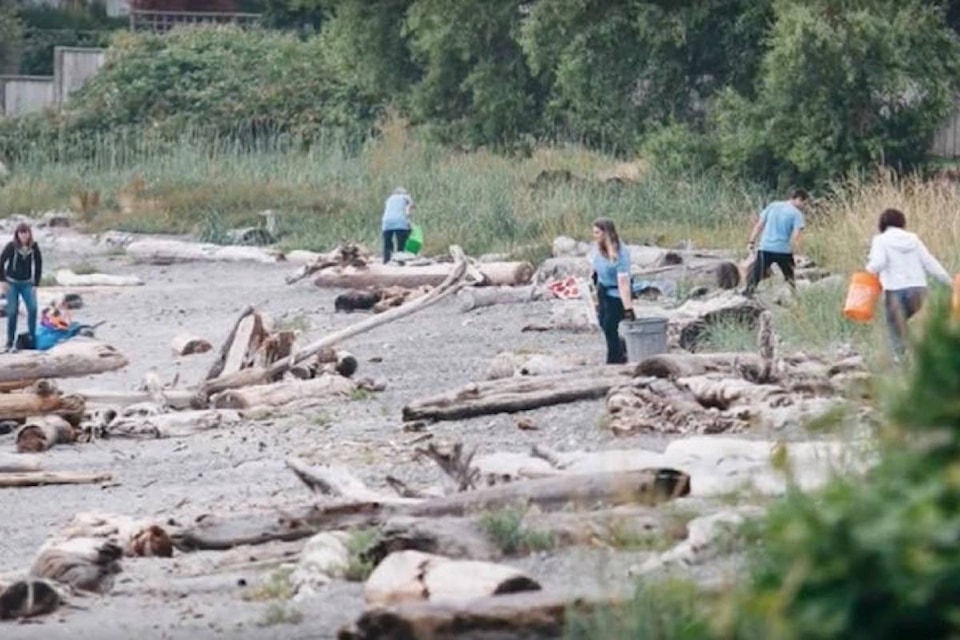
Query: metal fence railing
[{"left": 129, "top": 9, "right": 262, "bottom": 33}]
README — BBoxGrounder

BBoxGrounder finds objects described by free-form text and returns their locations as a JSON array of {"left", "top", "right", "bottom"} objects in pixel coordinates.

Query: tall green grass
[{"left": 0, "top": 119, "right": 765, "bottom": 255}]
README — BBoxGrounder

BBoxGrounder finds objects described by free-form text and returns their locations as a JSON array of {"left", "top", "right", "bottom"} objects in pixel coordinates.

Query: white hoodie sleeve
[
  {"left": 919, "top": 241, "right": 952, "bottom": 285},
  {"left": 865, "top": 235, "right": 886, "bottom": 275}
]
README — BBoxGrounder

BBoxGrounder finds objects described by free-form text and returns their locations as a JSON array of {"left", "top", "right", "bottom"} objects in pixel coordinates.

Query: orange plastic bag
[
  {"left": 952, "top": 274, "right": 960, "bottom": 321},
  {"left": 843, "top": 271, "right": 881, "bottom": 323}
]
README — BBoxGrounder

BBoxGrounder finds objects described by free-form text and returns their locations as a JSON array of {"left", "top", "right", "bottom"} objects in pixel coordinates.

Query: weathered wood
[
  {"left": 402, "top": 365, "right": 637, "bottom": 422},
  {"left": 16, "top": 416, "right": 75, "bottom": 453},
  {"left": 663, "top": 293, "right": 765, "bottom": 351},
  {"left": 171, "top": 333, "right": 213, "bottom": 356},
  {"left": 203, "top": 246, "right": 475, "bottom": 395},
  {"left": 77, "top": 388, "right": 202, "bottom": 411},
  {"left": 59, "top": 512, "right": 174, "bottom": 558},
  {"left": 286, "top": 457, "right": 413, "bottom": 505},
  {"left": 211, "top": 375, "right": 358, "bottom": 409},
  {"left": 53, "top": 269, "right": 143, "bottom": 287},
  {"left": 30, "top": 537, "right": 122, "bottom": 593},
  {"left": 205, "top": 306, "right": 255, "bottom": 381},
  {"left": 338, "top": 589, "right": 619, "bottom": 640},
  {"left": 125, "top": 239, "right": 283, "bottom": 265},
  {"left": 485, "top": 351, "right": 588, "bottom": 380},
  {"left": 0, "top": 579, "right": 62, "bottom": 620},
  {"left": 458, "top": 285, "right": 541, "bottom": 312},
  {"left": 363, "top": 550, "right": 541, "bottom": 608},
  {"left": 103, "top": 409, "right": 242, "bottom": 439},
  {"left": 636, "top": 352, "right": 762, "bottom": 380},
  {"left": 0, "top": 471, "right": 112, "bottom": 488},
  {"left": 221, "top": 313, "right": 269, "bottom": 378},
  {"left": 0, "top": 453, "right": 42, "bottom": 473},
  {"left": 0, "top": 340, "right": 128, "bottom": 385},
  {"left": 0, "top": 389, "right": 84, "bottom": 423},
  {"left": 314, "top": 260, "right": 532, "bottom": 289},
  {"left": 175, "top": 468, "right": 689, "bottom": 550}
]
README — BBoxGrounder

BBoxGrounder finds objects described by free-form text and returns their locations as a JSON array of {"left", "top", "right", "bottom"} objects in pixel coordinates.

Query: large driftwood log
[
  {"left": 175, "top": 468, "right": 689, "bottom": 550},
  {"left": 15, "top": 416, "right": 76, "bottom": 453},
  {"left": 220, "top": 312, "right": 270, "bottom": 378},
  {"left": 103, "top": 409, "right": 242, "bottom": 439},
  {"left": 636, "top": 352, "right": 763, "bottom": 380},
  {"left": 458, "top": 285, "right": 542, "bottom": 312},
  {"left": 0, "top": 388, "right": 85, "bottom": 423},
  {"left": 314, "top": 261, "right": 533, "bottom": 289},
  {"left": 203, "top": 246, "right": 476, "bottom": 395},
  {"left": 171, "top": 333, "right": 213, "bottom": 356},
  {"left": 0, "top": 471, "right": 112, "bottom": 488},
  {"left": 59, "top": 512, "right": 174, "bottom": 558},
  {"left": 30, "top": 538, "right": 122, "bottom": 593},
  {"left": 0, "top": 340, "right": 128, "bottom": 385},
  {"left": 664, "top": 293, "right": 765, "bottom": 351},
  {"left": 125, "top": 239, "right": 283, "bottom": 265},
  {"left": 211, "top": 375, "right": 358, "bottom": 409},
  {"left": 339, "top": 589, "right": 618, "bottom": 640},
  {"left": 485, "top": 351, "right": 588, "bottom": 380},
  {"left": 0, "top": 579, "right": 62, "bottom": 620},
  {"left": 402, "top": 365, "right": 636, "bottom": 422},
  {"left": 363, "top": 550, "right": 541, "bottom": 608},
  {"left": 53, "top": 269, "right": 143, "bottom": 287},
  {"left": 77, "top": 389, "right": 202, "bottom": 411}
]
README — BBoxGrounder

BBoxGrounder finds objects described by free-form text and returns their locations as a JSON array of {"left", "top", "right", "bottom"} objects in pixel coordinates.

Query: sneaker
[{"left": 2, "top": 345, "right": 14, "bottom": 354}]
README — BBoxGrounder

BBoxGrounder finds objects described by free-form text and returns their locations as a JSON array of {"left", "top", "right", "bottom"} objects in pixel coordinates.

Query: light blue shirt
[
  {"left": 381, "top": 193, "right": 412, "bottom": 231},
  {"left": 758, "top": 201, "right": 804, "bottom": 254},
  {"left": 591, "top": 244, "right": 631, "bottom": 298}
]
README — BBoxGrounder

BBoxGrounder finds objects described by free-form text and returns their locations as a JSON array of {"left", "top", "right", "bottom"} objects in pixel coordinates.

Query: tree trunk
[
  {"left": 338, "top": 589, "right": 619, "bottom": 640},
  {"left": 0, "top": 390, "right": 85, "bottom": 423},
  {"left": 402, "top": 365, "right": 636, "bottom": 422},
  {"left": 314, "top": 261, "right": 533, "bottom": 289},
  {"left": 0, "top": 340, "right": 128, "bottom": 385},
  {"left": 15, "top": 416, "right": 76, "bottom": 453},
  {"left": 174, "top": 468, "right": 689, "bottom": 550},
  {"left": 125, "top": 239, "right": 283, "bottom": 265},
  {"left": 53, "top": 269, "right": 144, "bottom": 287},
  {"left": 211, "top": 375, "right": 358, "bottom": 409}
]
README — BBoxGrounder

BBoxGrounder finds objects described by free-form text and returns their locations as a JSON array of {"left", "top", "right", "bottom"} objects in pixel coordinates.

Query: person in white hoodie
[{"left": 865, "top": 208, "right": 951, "bottom": 357}]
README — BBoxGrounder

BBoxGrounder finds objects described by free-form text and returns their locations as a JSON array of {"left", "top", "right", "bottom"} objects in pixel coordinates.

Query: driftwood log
[
  {"left": 485, "top": 351, "right": 588, "bottom": 380},
  {"left": 100, "top": 409, "right": 242, "bottom": 439},
  {"left": 458, "top": 285, "right": 542, "bottom": 312},
  {"left": 339, "top": 589, "right": 619, "bottom": 640},
  {"left": 53, "top": 269, "right": 143, "bottom": 287},
  {"left": 402, "top": 364, "right": 637, "bottom": 422},
  {"left": 211, "top": 375, "right": 358, "bottom": 409},
  {"left": 15, "top": 416, "right": 76, "bottom": 453},
  {"left": 125, "top": 239, "right": 283, "bottom": 265},
  {"left": 0, "top": 387, "right": 85, "bottom": 423},
  {"left": 202, "top": 246, "right": 476, "bottom": 396},
  {"left": 0, "top": 340, "right": 128, "bottom": 386},
  {"left": 174, "top": 468, "right": 690, "bottom": 550},
  {"left": 76, "top": 389, "right": 202, "bottom": 411},
  {"left": 0, "top": 471, "right": 112, "bottom": 488},
  {"left": 171, "top": 333, "right": 213, "bottom": 356},
  {"left": 314, "top": 261, "right": 533, "bottom": 289},
  {"left": 30, "top": 538, "right": 123, "bottom": 593},
  {"left": 0, "top": 579, "right": 62, "bottom": 620}
]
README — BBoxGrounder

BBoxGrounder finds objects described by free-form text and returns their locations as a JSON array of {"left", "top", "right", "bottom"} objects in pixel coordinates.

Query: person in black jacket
[{"left": 1, "top": 223, "right": 42, "bottom": 353}]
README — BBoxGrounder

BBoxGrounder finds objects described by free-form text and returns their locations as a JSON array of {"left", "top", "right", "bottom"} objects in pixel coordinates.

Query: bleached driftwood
[
  {"left": 76, "top": 389, "right": 201, "bottom": 411},
  {"left": 211, "top": 375, "right": 358, "bottom": 409},
  {"left": 101, "top": 409, "right": 242, "bottom": 439},
  {"left": 0, "top": 387, "right": 85, "bottom": 423},
  {"left": 15, "top": 416, "right": 75, "bottom": 453},
  {"left": 286, "top": 457, "right": 414, "bottom": 505},
  {"left": 458, "top": 285, "right": 542, "bottom": 312},
  {"left": 174, "top": 468, "right": 690, "bottom": 550},
  {"left": 285, "top": 243, "right": 371, "bottom": 285},
  {"left": 314, "top": 260, "right": 533, "bottom": 289},
  {"left": 30, "top": 537, "right": 122, "bottom": 593},
  {"left": 339, "top": 589, "right": 618, "bottom": 640},
  {"left": 0, "top": 471, "right": 112, "bottom": 488},
  {"left": 171, "top": 333, "right": 213, "bottom": 356},
  {"left": 219, "top": 311, "right": 270, "bottom": 379},
  {"left": 662, "top": 293, "right": 765, "bottom": 351},
  {"left": 59, "top": 512, "right": 174, "bottom": 558},
  {"left": 125, "top": 239, "right": 283, "bottom": 265},
  {"left": 363, "top": 550, "right": 540, "bottom": 607},
  {"left": 485, "top": 351, "right": 588, "bottom": 380},
  {"left": 53, "top": 269, "right": 143, "bottom": 287},
  {"left": 203, "top": 246, "right": 477, "bottom": 395},
  {"left": 0, "top": 340, "right": 128, "bottom": 386},
  {"left": 402, "top": 365, "right": 636, "bottom": 422}
]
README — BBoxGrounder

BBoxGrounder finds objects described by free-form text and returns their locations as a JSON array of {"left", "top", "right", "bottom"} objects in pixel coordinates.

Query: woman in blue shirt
[{"left": 590, "top": 218, "right": 634, "bottom": 364}]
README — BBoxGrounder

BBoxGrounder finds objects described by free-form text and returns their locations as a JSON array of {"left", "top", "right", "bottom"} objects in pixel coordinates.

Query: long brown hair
[
  {"left": 12, "top": 222, "right": 33, "bottom": 248},
  {"left": 592, "top": 217, "right": 621, "bottom": 259}
]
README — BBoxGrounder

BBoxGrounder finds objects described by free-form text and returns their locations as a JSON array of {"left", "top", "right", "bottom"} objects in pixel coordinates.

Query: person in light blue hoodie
[
  {"left": 590, "top": 218, "right": 634, "bottom": 364},
  {"left": 381, "top": 187, "right": 415, "bottom": 263}
]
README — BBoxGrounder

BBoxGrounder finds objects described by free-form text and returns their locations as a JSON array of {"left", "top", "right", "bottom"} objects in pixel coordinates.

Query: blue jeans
[
  {"left": 382, "top": 229, "right": 411, "bottom": 263},
  {"left": 6, "top": 281, "right": 37, "bottom": 349}
]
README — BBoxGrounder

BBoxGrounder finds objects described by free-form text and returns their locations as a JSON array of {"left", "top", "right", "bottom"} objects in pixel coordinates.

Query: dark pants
[
  {"left": 5, "top": 281, "right": 37, "bottom": 349},
  {"left": 382, "top": 229, "right": 411, "bottom": 263},
  {"left": 597, "top": 292, "right": 627, "bottom": 364},
  {"left": 884, "top": 287, "right": 926, "bottom": 358},
  {"left": 743, "top": 250, "right": 795, "bottom": 295}
]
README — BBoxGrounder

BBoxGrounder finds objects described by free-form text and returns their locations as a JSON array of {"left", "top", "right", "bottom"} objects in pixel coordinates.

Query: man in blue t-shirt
[
  {"left": 742, "top": 188, "right": 809, "bottom": 296},
  {"left": 381, "top": 187, "right": 415, "bottom": 263}
]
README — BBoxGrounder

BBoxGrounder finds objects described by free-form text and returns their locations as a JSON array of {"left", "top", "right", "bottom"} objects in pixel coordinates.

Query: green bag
[{"left": 404, "top": 224, "right": 423, "bottom": 254}]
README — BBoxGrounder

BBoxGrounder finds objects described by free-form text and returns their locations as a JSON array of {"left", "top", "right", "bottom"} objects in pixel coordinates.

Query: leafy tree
[
  {"left": 0, "top": 1, "right": 24, "bottom": 74},
  {"left": 405, "top": 0, "right": 544, "bottom": 148},
  {"left": 711, "top": 0, "right": 960, "bottom": 187}
]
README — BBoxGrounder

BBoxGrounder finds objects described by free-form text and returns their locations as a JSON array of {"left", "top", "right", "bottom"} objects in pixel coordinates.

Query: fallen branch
[
  {"left": 0, "top": 340, "right": 128, "bottom": 385},
  {"left": 0, "top": 471, "right": 112, "bottom": 488},
  {"left": 415, "top": 442, "right": 479, "bottom": 491},
  {"left": 202, "top": 246, "right": 476, "bottom": 396}
]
